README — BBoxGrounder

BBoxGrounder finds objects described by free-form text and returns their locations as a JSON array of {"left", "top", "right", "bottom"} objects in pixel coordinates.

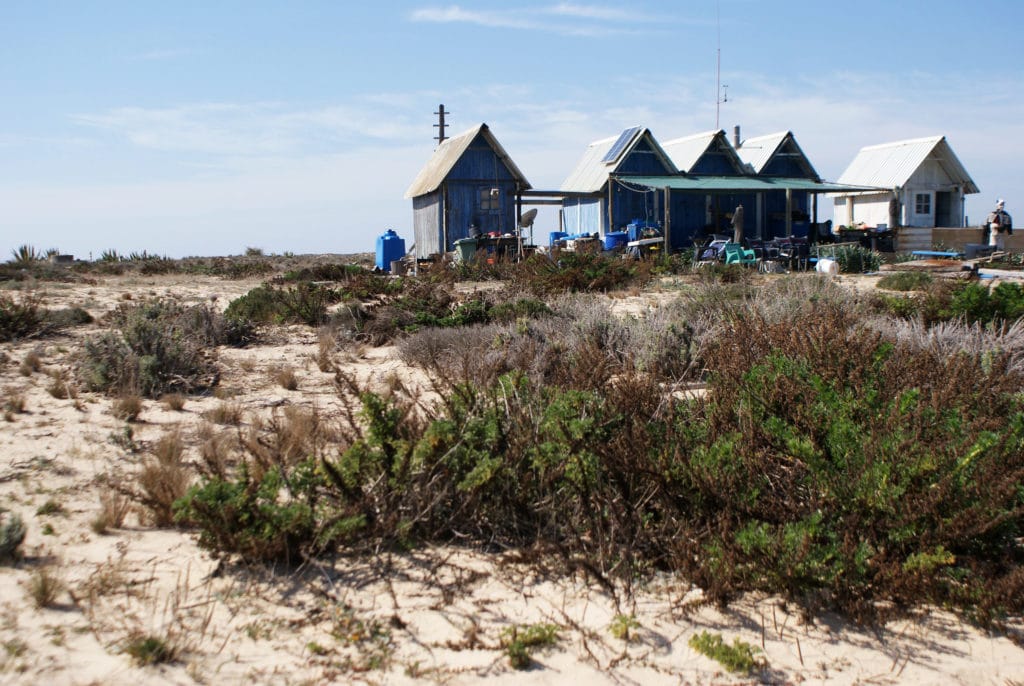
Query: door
[{"left": 935, "top": 191, "right": 953, "bottom": 227}]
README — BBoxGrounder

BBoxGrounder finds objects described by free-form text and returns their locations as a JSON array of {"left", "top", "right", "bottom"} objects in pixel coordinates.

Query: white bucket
[{"left": 816, "top": 258, "right": 839, "bottom": 276}]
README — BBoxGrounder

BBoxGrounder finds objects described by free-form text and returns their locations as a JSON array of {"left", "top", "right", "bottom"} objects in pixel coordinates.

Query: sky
[{"left": 2, "top": 1, "right": 1023, "bottom": 259}]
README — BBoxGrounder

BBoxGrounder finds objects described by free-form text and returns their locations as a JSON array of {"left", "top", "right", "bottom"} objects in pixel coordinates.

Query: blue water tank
[
  {"left": 375, "top": 229, "right": 405, "bottom": 272},
  {"left": 603, "top": 231, "right": 628, "bottom": 251},
  {"left": 549, "top": 231, "right": 568, "bottom": 247}
]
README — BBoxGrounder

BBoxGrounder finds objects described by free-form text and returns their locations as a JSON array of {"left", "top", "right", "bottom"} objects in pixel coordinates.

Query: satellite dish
[{"left": 518, "top": 208, "right": 538, "bottom": 229}]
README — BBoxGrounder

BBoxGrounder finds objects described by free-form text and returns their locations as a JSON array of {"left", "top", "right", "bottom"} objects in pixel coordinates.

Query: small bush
[
  {"left": 19, "top": 349, "right": 42, "bottom": 376},
  {"left": 508, "top": 251, "right": 651, "bottom": 295},
  {"left": 161, "top": 393, "right": 186, "bottom": 411},
  {"left": 78, "top": 300, "right": 225, "bottom": 398},
  {"left": 0, "top": 292, "right": 43, "bottom": 341},
  {"left": 876, "top": 271, "right": 933, "bottom": 292},
  {"left": 204, "top": 401, "right": 243, "bottom": 426},
  {"left": 92, "top": 489, "right": 131, "bottom": 534},
  {"left": 272, "top": 366, "right": 298, "bottom": 391},
  {"left": 832, "top": 245, "right": 882, "bottom": 273},
  {"left": 688, "top": 631, "right": 762, "bottom": 674},
  {"left": 28, "top": 565, "right": 64, "bottom": 609},
  {"left": 112, "top": 394, "right": 143, "bottom": 422},
  {"left": 125, "top": 634, "right": 176, "bottom": 665},
  {"left": 0, "top": 513, "right": 26, "bottom": 561},
  {"left": 500, "top": 624, "right": 560, "bottom": 670},
  {"left": 135, "top": 432, "right": 190, "bottom": 527}
]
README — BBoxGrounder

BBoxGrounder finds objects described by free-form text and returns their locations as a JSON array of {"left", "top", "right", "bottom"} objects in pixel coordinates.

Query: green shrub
[
  {"left": 876, "top": 271, "right": 933, "bottom": 292},
  {"left": 832, "top": 245, "right": 882, "bottom": 273},
  {"left": 78, "top": 300, "right": 225, "bottom": 397},
  {"left": 9, "top": 244, "right": 42, "bottom": 265},
  {"left": 0, "top": 513, "right": 26, "bottom": 561},
  {"left": 0, "top": 292, "right": 43, "bottom": 341},
  {"left": 948, "top": 281, "right": 1024, "bottom": 325},
  {"left": 224, "top": 283, "right": 338, "bottom": 326},
  {"left": 688, "top": 631, "right": 761, "bottom": 673},
  {"left": 509, "top": 251, "right": 651, "bottom": 295}
]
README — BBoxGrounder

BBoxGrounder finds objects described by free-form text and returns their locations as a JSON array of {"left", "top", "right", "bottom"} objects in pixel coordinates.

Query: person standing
[
  {"left": 986, "top": 199, "right": 1013, "bottom": 251},
  {"left": 731, "top": 203, "right": 745, "bottom": 244}
]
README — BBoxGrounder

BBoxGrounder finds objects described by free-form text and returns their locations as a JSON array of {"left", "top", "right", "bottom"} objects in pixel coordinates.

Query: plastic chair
[{"left": 724, "top": 242, "right": 756, "bottom": 266}]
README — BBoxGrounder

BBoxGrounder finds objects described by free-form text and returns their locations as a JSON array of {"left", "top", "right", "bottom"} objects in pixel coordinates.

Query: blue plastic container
[
  {"left": 603, "top": 231, "right": 628, "bottom": 251},
  {"left": 548, "top": 231, "right": 568, "bottom": 247},
  {"left": 375, "top": 229, "right": 406, "bottom": 272}
]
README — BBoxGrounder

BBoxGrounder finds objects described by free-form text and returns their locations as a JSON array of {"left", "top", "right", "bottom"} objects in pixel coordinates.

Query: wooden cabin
[
  {"left": 832, "top": 136, "right": 978, "bottom": 231},
  {"left": 405, "top": 123, "right": 530, "bottom": 259},
  {"left": 559, "top": 126, "right": 677, "bottom": 237}
]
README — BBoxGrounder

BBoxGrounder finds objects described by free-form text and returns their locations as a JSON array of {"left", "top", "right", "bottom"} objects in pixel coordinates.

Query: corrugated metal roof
[
  {"left": 560, "top": 127, "right": 677, "bottom": 192},
  {"left": 735, "top": 131, "right": 786, "bottom": 173},
  {"left": 836, "top": 135, "right": 978, "bottom": 193},
  {"left": 661, "top": 129, "right": 746, "bottom": 174},
  {"left": 560, "top": 134, "right": 618, "bottom": 193},
  {"left": 619, "top": 175, "right": 882, "bottom": 193},
  {"left": 404, "top": 123, "right": 531, "bottom": 199}
]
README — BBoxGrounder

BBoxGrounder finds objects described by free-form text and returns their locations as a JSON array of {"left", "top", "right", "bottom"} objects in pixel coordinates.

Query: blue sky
[{"left": 2, "top": 1, "right": 1022, "bottom": 258}]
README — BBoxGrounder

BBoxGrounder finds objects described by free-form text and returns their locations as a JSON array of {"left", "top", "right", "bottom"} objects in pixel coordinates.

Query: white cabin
[{"left": 832, "top": 136, "right": 978, "bottom": 229}]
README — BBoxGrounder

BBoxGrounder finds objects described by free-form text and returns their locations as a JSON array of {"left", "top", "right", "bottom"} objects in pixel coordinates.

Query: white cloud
[{"left": 408, "top": 3, "right": 653, "bottom": 36}]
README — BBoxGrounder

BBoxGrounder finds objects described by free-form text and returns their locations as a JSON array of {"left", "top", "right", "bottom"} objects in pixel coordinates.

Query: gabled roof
[
  {"left": 836, "top": 135, "right": 978, "bottom": 194},
  {"left": 405, "top": 123, "right": 530, "bottom": 199},
  {"left": 662, "top": 129, "right": 746, "bottom": 174},
  {"left": 736, "top": 131, "right": 820, "bottom": 181},
  {"left": 561, "top": 126, "right": 677, "bottom": 193}
]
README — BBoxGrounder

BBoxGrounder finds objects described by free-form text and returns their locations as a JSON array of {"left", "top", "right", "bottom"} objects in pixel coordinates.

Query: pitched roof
[
  {"left": 405, "top": 123, "right": 530, "bottom": 199},
  {"left": 836, "top": 135, "right": 978, "bottom": 193},
  {"left": 560, "top": 127, "right": 677, "bottom": 193},
  {"left": 735, "top": 131, "right": 820, "bottom": 180},
  {"left": 661, "top": 129, "right": 745, "bottom": 174}
]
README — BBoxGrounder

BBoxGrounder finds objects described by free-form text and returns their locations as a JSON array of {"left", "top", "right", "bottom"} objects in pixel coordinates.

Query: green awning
[{"left": 613, "top": 175, "right": 884, "bottom": 193}]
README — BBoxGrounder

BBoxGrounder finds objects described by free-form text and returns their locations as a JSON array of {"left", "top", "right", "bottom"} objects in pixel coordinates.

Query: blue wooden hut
[
  {"left": 559, "top": 126, "right": 677, "bottom": 237},
  {"left": 405, "top": 123, "right": 530, "bottom": 259},
  {"left": 735, "top": 130, "right": 821, "bottom": 239},
  {"left": 661, "top": 130, "right": 749, "bottom": 246}
]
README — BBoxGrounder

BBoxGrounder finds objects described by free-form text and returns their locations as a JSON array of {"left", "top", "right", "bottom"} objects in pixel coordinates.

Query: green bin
[{"left": 454, "top": 237, "right": 478, "bottom": 262}]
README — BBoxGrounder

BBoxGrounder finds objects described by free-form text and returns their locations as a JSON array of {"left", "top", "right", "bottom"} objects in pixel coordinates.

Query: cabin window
[
  {"left": 914, "top": 193, "right": 931, "bottom": 215},
  {"left": 479, "top": 187, "right": 501, "bottom": 213}
]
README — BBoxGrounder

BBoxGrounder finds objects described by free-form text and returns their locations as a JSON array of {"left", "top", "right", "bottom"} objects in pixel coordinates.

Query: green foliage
[
  {"left": 832, "top": 245, "right": 882, "bottom": 273},
  {"left": 608, "top": 614, "right": 641, "bottom": 642},
  {"left": 0, "top": 292, "right": 43, "bottom": 341},
  {"left": 9, "top": 244, "right": 42, "bottom": 265},
  {"left": 175, "top": 460, "right": 341, "bottom": 563},
  {"left": 78, "top": 300, "right": 225, "bottom": 397},
  {"left": 125, "top": 635, "right": 175, "bottom": 665},
  {"left": 224, "top": 283, "right": 338, "bottom": 326},
  {"left": 948, "top": 281, "right": 1024, "bottom": 324},
  {"left": 509, "top": 251, "right": 651, "bottom": 295},
  {"left": 501, "top": 624, "right": 560, "bottom": 669},
  {"left": 182, "top": 285, "right": 1024, "bottom": 625},
  {"left": 688, "top": 631, "right": 762, "bottom": 673},
  {"left": 0, "top": 513, "right": 26, "bottom": 561},
  {"left": 876, "top": 271, "right": 933, "bottom": 292}
]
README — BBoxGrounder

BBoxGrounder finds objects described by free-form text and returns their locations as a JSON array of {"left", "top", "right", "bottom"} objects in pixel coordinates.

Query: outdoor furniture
[{"left": 724, "top": 242, "right": 756, "bottom": 266}]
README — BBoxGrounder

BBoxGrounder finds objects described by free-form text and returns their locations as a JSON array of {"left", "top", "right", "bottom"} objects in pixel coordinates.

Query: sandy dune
[{"left": 1, "top": 269, "right": 1021, "bottom": 684}]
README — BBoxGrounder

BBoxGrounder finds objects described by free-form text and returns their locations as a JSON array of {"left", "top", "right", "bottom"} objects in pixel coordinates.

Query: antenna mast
[
  {"left": 715, "top": 2, "right": 727, "bottom": 129},
  {"left": 434, "top": 104, "right": 449, "bottom": 145}
]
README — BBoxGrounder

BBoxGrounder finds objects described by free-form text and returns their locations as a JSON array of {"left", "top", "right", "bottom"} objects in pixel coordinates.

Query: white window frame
[{"left": 914, "top": 192, "right": 932, "bottom": 216}]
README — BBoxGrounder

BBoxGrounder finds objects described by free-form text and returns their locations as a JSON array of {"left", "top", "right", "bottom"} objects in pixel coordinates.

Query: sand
[{"left": 0, "top": 269, "right": 1021, "bottom": 685}]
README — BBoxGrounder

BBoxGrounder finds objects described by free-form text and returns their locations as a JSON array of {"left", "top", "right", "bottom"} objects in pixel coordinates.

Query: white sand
[{"left": 0, "top": 271, "right": 1020, "bottom": 684}]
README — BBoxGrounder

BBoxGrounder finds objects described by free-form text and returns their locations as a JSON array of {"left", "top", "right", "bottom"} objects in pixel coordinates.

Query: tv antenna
[
  {"left": 715, "top": 2, "right": 727, "bottom": 129},
  {"left": 434, "top": 104, "right": 450, "bottom": 145}
]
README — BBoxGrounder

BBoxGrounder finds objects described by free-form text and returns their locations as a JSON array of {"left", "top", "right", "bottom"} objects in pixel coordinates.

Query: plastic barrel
[
  {"left": 375, "top": 229, "right": 405, "bottom": 272},
  {"left": 603, "top": 231, "right": 628, "bottom": 251},
  {"left": 548, "top": 231, "right": 568, "bottom": 247}
]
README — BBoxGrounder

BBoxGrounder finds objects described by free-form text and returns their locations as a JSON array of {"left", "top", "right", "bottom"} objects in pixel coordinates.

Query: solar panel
[{"left": 601, "top": 126, "right": 643, "bottom": 165}]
